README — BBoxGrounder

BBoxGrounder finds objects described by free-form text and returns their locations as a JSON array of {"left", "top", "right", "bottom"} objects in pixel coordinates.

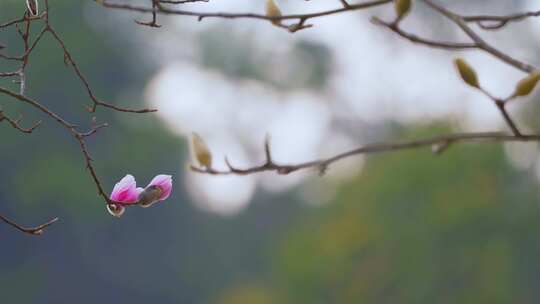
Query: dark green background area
[{"left": 2, "top": 1, "right": 540, "bottom": 303}]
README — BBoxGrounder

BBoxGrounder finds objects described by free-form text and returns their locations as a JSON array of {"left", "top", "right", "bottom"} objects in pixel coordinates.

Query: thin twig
[
  {"left": 464, "top": 10, "right": 540, "bottom": 30},
  {"left": 191, "top": 132, "right": 540, "bottom": 176},
  {"left": 371, "top": 17, "right": 477, "bottom": 50},
  {"left": 96, "top": 0, "right": 392, "bottom": 32},
  {"left": 0, "top": 86, "right": 114, "bottom": 204},
  {"left": 421, "top": 0, "right": 535, "bottom": 73},
  {"left": 0, "top": 214, "right": 58, "bottom": 235},
  {"left": 0, "top": 109, "right": 41, "bottom": 133}
]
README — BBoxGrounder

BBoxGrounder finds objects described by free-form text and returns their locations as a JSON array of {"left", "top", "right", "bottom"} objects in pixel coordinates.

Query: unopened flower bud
[
  {"left": 192, "top": 133, "right": 212, "bottom": 169},
  {"left": 266, "top": 0, "right": 282, "bottom": 26},
  {"left": 138, "top": 185, "right": 163, "bottom": 208},
  {"left": 514, "top": 70, "right": 540, "bottom": 97},
  {"left": 394, "top": 0, "right": 412, "bottom": 20},
  {"left": 139, "top": 174, "right": 173, "bottom": 207},
  {"left": 454, "top": 58, "right": 480, "bottom": 88}
]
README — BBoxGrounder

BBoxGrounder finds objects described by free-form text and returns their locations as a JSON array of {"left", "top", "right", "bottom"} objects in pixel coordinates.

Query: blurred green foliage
[{"left": 219, "top": 131, "right": 540, "bottom": 304}]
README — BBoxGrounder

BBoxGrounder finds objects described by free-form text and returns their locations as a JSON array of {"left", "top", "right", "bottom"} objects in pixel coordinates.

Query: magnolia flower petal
[
  {"left": 148, "top": 174, "right": 173, "bottom": 201},
  {"left": 110, "top": 174, "right": 140, "bottom": 204}
]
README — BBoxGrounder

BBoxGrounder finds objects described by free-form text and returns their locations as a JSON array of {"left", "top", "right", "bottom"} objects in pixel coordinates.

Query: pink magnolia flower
[
  {"left": 138, "top": 174, "right": 173, "bottom": 208},
  {"left": 107, "top": 174, "right": 144, "bottom": 217},
  {"left": 109, "top": 174, "right": 144, "bottom": 204}
]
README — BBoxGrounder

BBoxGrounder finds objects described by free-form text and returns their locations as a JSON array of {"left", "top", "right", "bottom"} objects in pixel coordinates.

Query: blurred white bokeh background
[{"left": 86, "top": 0, "right": 540, "bottom": 214}]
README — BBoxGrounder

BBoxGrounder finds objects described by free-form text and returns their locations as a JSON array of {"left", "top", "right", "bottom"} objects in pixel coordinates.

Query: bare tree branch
[
  {"left": 95, "top": 0, "right": 393, "bottom": 32},
  {"left": 0, "top": 108, "right": 41, "bottom": 133},
  {"left": 421, "top": 0, "right": 535, "bottom": 73},
  {"left": 0, "top": 214, "right": 58, "bottom": 235},
  {"left": 371, "top": 17, "right": 477, "bottom": 50},
  {"left": 0, "top": 86, "right": 116, "bottom": 205},
  {"left": 464, "top": 10, "right": 540, "bottom": 30},
  {"left": 135, "top": 0, "right": 162, "bottom": 28},
  {"left": 191, "top": 132, "right": 540, "bottom": 176},
  {"left": 0, "top": 1, "right": 157, "bottom": 234}
]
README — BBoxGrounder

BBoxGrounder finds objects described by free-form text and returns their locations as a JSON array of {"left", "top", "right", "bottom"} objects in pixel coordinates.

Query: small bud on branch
[
  {"left": 394, "top": 0, "right": 412, "bottom": 21},
  {"left": 514, "top": 70, "right": 540, "bottom": 97},
  {"left": 192, "top": 132, "right": 213, "bottom": 169},
  {"left": 266, "top": 0, "right": 283, "bottom": 26},
  {"left": 454, "top": 58, "right": 480, "bottom": 88}
]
